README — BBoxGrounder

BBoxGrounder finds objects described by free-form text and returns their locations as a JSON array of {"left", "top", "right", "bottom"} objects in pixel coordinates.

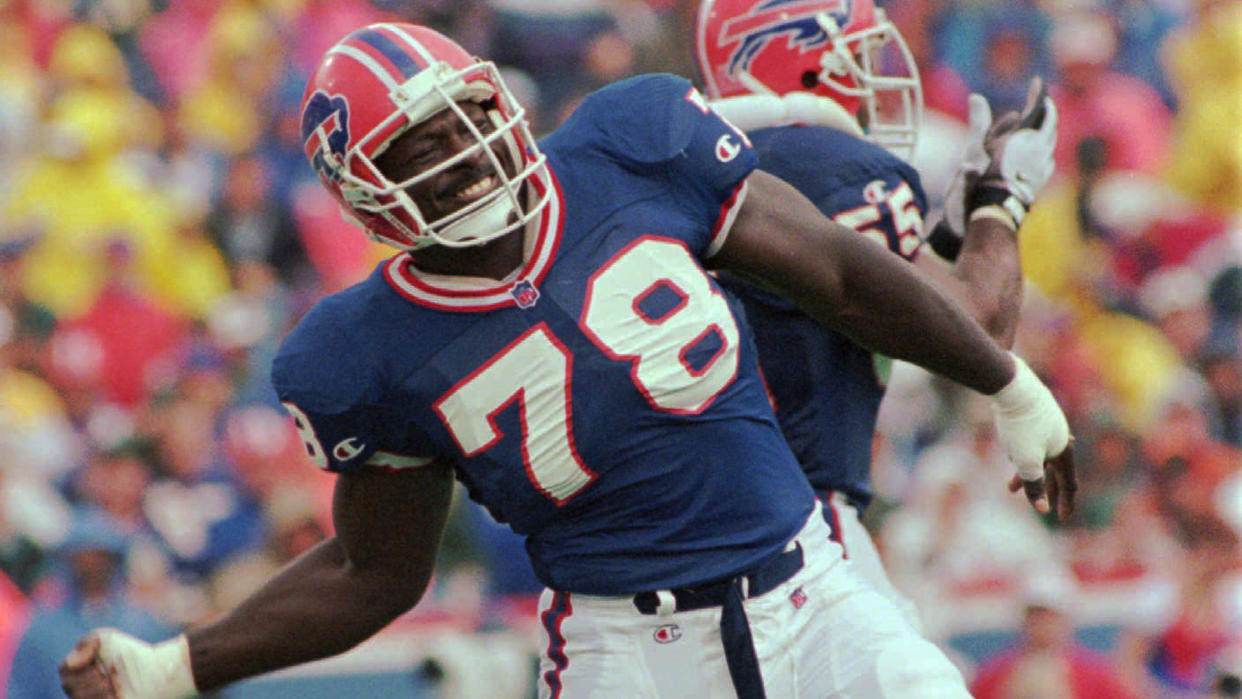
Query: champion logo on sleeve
[{"left": 333, "top": 437, "right": 366, "bottom": 461}]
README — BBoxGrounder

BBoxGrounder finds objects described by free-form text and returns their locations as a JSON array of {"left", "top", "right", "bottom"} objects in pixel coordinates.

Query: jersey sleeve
[
  {"left": 583, "top": 74, "right": 759, "bottom": 257},
  {"left": 277, "top": 397, "right": 433, "bottom": 473},
  {"left": 272, "top": 305, "right": 437, "bottom": 474}
]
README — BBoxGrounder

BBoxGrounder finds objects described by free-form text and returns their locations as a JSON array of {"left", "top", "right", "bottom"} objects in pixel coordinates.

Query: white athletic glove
[
  {"left": 707, "top": 92, "right": 863, "bottom": 135},
  {"left": 95, "top": 630, "right": 197, "bottom": 699},
  {"left": 929, "top": 77, "right": 1058, "bottom": 261},
  {"left": 990, "top": 353, "right": 1075, "bottom": 516}
]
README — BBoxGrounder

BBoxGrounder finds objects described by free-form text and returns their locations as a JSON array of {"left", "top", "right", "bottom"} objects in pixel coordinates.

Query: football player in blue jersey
[
  {"left": 695, "top": 0, "right": 1060, "bottom": 631},
  {"left": 60, "top": 22, "right": 1073, "bottom": 699}
]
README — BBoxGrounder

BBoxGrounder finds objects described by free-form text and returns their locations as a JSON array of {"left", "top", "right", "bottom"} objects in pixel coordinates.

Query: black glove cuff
[
  {"left": 968, "top": 186, "right": 1028, "bottom": 227},
  {"left": 927, "top": 220, "right": 964, "bottom": 262}
]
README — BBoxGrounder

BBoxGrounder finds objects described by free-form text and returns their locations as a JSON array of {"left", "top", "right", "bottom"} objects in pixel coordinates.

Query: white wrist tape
[
  {"left": 968, "top": 204, "right": 1018, "bottom": 231},
  {"left": 98, "top": 631, "right": 197, "bottom": 699},
  {"left": 990, "top": 353, "right": 1070, "bottom": 482}
]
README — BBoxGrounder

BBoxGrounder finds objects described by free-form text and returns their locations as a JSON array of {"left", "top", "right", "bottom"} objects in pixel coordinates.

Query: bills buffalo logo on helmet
[
  {"left": 718, "top": 0, "right": 847, "bottom": 78},
  {"left": 301, "top": 91, "right": 351, "bottom": 183}
]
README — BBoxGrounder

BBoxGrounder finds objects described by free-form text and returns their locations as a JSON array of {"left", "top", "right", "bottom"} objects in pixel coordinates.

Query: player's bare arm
[
  {"left": 710, "top": 78, "right": 1056, "bottom": 351},
  {"left": 60, "top": 462, "right": 455, "bottom": 696},
  {"left": 917, "top": 77, "right": 1058, "bottom": 348},
  {"left": 187, "top": 462, "right": 454, "bottom": 689},
  {"left": 713, "top": 169, "right": 1015, "bottom": 394},
  {"left": 914, "top": 216, "right": 1022, "bottom": 347},
  {"left": 712, "top": 169, "right": 1074, "bottom": 517}
]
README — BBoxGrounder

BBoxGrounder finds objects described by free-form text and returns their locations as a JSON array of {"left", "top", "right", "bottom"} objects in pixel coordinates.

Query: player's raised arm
[
  {"left": 708, "top": 77, "right": 1057, "bottom": 351},
  {"left": 709, "top": 169, "right": 1074, "bottom": 516},
  {"left": 916, "top": 77, "right": 1058, "bottom": 347},
  {"left": 60, "top": 462, "right": 455, "bottom": 697}
]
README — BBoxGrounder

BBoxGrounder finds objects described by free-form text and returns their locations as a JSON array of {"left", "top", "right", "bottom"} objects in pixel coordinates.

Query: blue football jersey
[
  {"left": 273, "top": 74, "right": 816, "bottom": 596},
  {"left": 718, "top": 126, "right": 928, "bottom": 508}
]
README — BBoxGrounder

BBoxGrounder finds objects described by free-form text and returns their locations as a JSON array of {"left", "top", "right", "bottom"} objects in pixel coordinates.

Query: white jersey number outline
[
  {"left": 434, "top": 324, "right": 594, "bottom": 505},
  {"left": 436, "top": 237, "right": 740, "bottom": 503},
  {"left": 581, "top": 236, "right": 740, "bottom": 414},
  {"left": 832, "top": 181, "right": 923, "bottom": 257},
  {"left": 283, "top": 400, "right": 329, "bottom": 469}
]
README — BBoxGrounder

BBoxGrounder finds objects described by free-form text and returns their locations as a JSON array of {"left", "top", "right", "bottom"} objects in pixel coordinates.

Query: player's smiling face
[{"left": 373, "top": 100, "right": 517, "bottom": 224}]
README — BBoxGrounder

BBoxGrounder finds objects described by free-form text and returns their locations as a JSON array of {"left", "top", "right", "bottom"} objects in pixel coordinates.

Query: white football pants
[
  {"left": 820, "top": 490, "right": 924, "bottom": 633},
  {"left": 535, "top": 500, "right": 969, "bottom": 698}
]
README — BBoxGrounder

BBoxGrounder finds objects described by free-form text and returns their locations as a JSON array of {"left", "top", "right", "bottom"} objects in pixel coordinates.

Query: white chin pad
[{"left": 434, "top": 193, "right": 516, "bottom": 245}]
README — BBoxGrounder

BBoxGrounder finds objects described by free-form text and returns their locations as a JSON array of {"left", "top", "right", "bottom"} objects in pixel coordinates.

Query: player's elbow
[
  {"left": 346, "top": 561, "right": 432, "bottom": 618},
  {"left": 331, "top": 544, "right": 432, "bottom": 624}
]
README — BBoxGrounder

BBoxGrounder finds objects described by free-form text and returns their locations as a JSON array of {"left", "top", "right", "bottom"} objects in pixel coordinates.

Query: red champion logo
[
  {"left": 653, "top": 624, "right": 682, "bottom": 644},
  {"left": 790, "top": 586, "right": 808, "bottom": 610}
]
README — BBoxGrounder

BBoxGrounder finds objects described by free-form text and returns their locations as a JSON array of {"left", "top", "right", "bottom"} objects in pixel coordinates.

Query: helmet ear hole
[{"left": 800, "top": 70, "right": 819, "bottom": 89}]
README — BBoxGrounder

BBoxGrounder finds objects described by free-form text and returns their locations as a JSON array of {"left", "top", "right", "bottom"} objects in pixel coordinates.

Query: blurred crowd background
[{"left": 1, "top": 0, "right": 1241, "bottom": 697}]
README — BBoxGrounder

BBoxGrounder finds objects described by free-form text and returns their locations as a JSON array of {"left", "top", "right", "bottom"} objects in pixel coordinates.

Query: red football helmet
[
  {"left": 299, "top": 23, "right": 549, "bottom": 250},
  {"left": 695, "top": 0, "right": 922, "bottom": 157}
]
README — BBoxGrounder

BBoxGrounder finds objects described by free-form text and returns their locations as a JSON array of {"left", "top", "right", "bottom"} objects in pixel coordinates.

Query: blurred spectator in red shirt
[
  {"left": 0, "top": 569, "right": 29, "bottom": 699},
  {"left": 57, "top": 238, "right": 188, "bottom": 408},
  {"left": 1048, "top": 10, "right": 1172, "bottom": 179},
  {"left": 888, "top": 0, "right": 970, "bottom": 123},
  {"left": 1144, "top": 514, "right": 1241, "bottom": 696},
  {"left": 1145, "top": 392, "right": 1242, "bottom": 529},
  {"left": 970, "top": 574, "right": 1138, "bottom": 699}
]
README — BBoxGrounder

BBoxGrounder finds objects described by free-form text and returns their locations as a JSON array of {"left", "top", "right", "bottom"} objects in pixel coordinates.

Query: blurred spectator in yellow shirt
[
  {"left": 1163, "top": 0, "right": 1242, "bottom": 212},
  {"left": 5, "top": 23, "right": 231, "bottom": 321},
  {"left": 1020, "top": 143, "right": 1185, "bottom": 431},
  {"left": 177, "top": 5, "right": 284, "bottom": 157}
]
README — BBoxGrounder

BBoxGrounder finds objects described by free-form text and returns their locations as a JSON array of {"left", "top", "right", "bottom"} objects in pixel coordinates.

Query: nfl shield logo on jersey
[{"left": 510, "top": 279, "right": 540, "bottom": 309}]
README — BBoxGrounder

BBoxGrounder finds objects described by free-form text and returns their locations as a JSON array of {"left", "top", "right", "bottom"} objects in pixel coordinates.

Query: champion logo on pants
[
  {"left": 789, "top": 586, "right": 808, "bottom": 610},
  {"left": 653, "top": 624, "right": 682, "bottom": 644}
]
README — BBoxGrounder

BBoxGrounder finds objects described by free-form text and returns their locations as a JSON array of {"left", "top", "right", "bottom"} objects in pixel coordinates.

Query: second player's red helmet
[
  {"left": 299, "top": 23, "right": 549, "bottom": 250},
  {"left": 695, "top": 0, "right": 922, "bottom": 157}
]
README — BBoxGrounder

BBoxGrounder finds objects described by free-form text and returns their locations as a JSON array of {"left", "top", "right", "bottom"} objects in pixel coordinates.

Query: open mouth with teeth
[{"left": 453, "top": 173, "right": 497, "bottom": 202}]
